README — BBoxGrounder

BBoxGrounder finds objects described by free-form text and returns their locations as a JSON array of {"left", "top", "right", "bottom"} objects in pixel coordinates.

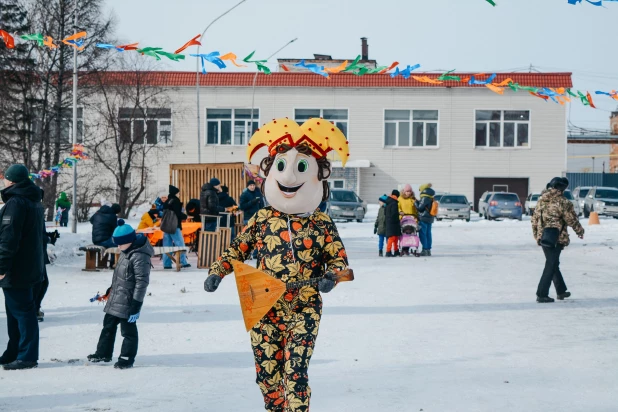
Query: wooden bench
[
  {"left": 105, "top": 246, "right": 189, "bottom": 272},
  {"left": 78, "top": 245, "right": 109, "bottom": 272}
]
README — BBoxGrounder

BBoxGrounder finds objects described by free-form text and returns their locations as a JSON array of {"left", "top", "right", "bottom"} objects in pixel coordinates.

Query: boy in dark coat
[
  {"left": 185, "top": 198, "right": 201, "bottom": 222},
  {"left": 88, "top": 220, "right": 154, "bottom": 369},
  {"left": 0, "top": 164, "right": 45, "bottom": 370},
  {"left": 217, "top": 185, "right": 238, "bottom": 232},
  {"left": 384, "top": 190, "right": 402, "bottom": 257},
  {"left": 374, "top": 195, "right": 388, "bottom": 256}
]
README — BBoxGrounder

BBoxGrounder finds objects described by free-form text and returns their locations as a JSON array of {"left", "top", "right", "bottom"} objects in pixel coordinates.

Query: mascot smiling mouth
[{"left": 277, "top": 181, "right": 304, "bottom": 197}]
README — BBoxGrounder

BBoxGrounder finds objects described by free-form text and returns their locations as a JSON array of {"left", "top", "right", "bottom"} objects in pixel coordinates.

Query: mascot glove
[
  {"left": 318, "top": 272, "right": 337, "bottom": 294},
  {"left": 205, "top": 274, "right": 222, "bottom": 292}
]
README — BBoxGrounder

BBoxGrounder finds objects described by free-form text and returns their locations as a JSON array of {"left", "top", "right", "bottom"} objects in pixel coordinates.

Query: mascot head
[{"left": 247, "top": 118, "right": 349, "bottom": 215}]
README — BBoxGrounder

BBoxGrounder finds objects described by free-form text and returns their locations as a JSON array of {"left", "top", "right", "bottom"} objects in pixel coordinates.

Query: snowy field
[{"left": 1, "top": 208, "right": 617, "bottom": 412}]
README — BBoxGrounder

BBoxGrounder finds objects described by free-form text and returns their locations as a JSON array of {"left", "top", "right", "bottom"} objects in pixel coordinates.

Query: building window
[
  {"left": 118, "top": 108, "right": 172, "bottom": 145},
  {"left": 32, "top": 107, "right": 84, "bottom": 143},
  {"left": 384, "top": 110, "right": 439, "bottom": 148},
  {"left": 294, "top": 109, "right": 348, "bottom": 138},
  {"left": 206, "top": 108, "right": 259, "bottom": 145},
  {"left": 475, "top": 110, "right": 530, "bottom": 148},
  {"left": 330, "top": 179, "right": 345, "bottom": 189}
]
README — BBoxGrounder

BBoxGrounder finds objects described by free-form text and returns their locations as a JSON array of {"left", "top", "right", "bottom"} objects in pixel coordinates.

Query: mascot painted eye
[
  {"left": 297, "top": 159, "right": 309, "bottom": 173},
  {"left": 276, "top": 158, "right": 287, "bottom": 172}
]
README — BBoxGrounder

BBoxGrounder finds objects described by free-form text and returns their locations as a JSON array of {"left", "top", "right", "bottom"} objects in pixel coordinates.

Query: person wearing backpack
[
  {"left": 415, "top": 183, "right": 436, "bottom": 257},
  {"left": 161, "top": 185, "right": 190, "bottom": 269}
]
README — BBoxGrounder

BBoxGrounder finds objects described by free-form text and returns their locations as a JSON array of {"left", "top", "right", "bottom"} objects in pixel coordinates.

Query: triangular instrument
[{"left": 231, "top": 260, "right": 287, "bottom": 332}]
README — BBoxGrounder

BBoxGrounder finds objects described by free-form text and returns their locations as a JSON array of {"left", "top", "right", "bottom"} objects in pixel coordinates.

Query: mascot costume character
[{"left": 204, "top": 117, "right": 350, "bottom": 412}]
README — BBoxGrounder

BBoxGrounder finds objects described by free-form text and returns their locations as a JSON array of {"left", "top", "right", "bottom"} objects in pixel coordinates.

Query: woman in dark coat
[{"left": 384, "top": 190, "right": 402, "bottom": 257}]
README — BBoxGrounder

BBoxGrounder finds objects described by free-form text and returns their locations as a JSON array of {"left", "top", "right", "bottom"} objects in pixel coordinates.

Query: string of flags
[
  {"left": 29, "top": 144, "right": 90, "bottom": 181},
  {"left": 487, "top": 0, "right": 617, "bottom": 6},
  {"left": 1, "top": 30, "right": 617, "bottom": 110}
]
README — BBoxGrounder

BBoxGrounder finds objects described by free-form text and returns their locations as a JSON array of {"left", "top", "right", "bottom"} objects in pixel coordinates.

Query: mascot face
[{"left": 264, "top": 148, "right": 323, "bottom": 215}]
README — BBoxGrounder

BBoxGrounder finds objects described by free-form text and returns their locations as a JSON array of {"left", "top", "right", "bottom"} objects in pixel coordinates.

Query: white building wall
[{"left": 138, "top": 85, "right": 567, "bottom": 205}]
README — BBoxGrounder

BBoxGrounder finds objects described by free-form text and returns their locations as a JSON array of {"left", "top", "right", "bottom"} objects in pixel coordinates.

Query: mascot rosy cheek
[{"left": 247, "top": 118, "right": 349, "bottom": 215}]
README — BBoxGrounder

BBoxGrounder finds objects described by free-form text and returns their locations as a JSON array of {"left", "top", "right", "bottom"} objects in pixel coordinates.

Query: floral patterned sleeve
[
  {"left": 321, "top": 217, "right": 349, "bottom": 274},
  {"left": 209, "top": 216, "right": 259, "bottom": 278}
]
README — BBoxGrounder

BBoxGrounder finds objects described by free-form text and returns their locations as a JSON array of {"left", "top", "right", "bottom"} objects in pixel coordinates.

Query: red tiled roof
[{"left": 81, "top": 71, "right": 573, "bottom": 88}]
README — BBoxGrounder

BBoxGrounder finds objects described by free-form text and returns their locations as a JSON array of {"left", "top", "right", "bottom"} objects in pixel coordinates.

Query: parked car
[
  {"left": 485, "top": 192, "right": 523, "bottom": 221},
  {"left": 563, "top": 189, "right": 581, "bottom": 217},
  {"left": 478, "top": 191, "right": 495, "bottom": 218},
  {"left": 436, "top": 194, "right": 471, "bottom": 222},
  {"left": 326, "top": 189, "right": 366, "bottom": 222},
  {"left": 583, "top": 186, "right": 618, "bottom": 218},
  {"left": 524, "top": 193, "right": 541, "bottom": 215},
  {"left": 572, "top": 186, "right": 591, "bottom": 212}
]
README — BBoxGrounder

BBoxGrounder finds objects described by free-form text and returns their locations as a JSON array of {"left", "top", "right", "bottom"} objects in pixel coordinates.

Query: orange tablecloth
[{"left": 137, "top": 222, "right": 202, "bottom": 246}]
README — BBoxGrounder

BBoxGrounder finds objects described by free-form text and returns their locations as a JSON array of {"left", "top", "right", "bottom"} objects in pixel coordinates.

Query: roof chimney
[{"left": 361, "top": 37, "right": 368, "bottom": 61}]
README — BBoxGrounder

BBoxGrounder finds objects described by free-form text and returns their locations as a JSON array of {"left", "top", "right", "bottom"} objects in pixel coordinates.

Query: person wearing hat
[
  {"left": 415, "top": 183, "right": 436, "bottom": 257},
  {"left": 374, "top": 194, "right": 389, "bottom": 256},
  {"left": 0, "top": 164, "right": 46, "bottom": 370},
  {"left": 200, "top": 178, "right": 226, "bottom": 232},
  {"left": 531, "top": 177, "right": 584, "bottom": 303},
  {"left": 87, "top": 220, "right": 154, "bottom": 369},
  {"left": 137, "top": 204, "right": 160, "bottom": 231},
  {"left": 239, "top": 179, "right": 264, "bottom": 225},
  {"left": 90, "top": 202, "right": 122, "bottom": 268},
  {"left": 55, "top": 192, "right": 71, "bottom": 227},
  {"left": 162, "top": 185, "right": 190, "bottom": 269},
  {"left": 384, "top": 190, "right": 402, "bottom": 256},
  {"left": 217, "top": 186, "right": 238, "bottom": 235}
]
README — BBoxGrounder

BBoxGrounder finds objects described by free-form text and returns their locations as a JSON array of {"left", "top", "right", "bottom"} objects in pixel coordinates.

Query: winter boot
[
  {"left": 114, "top": 357, "right": 134, "bottom": 369},
  {"left": 378, "top": 250, "right": 383, "bottom": 257},
  {"left": 37, "top": 310, "right": 44, "bottom": 322},
  {"left": 385, "top": 252, "right": 393, "bottom": 257},
  {"left": 87, "top": 354, "right": 112, "bottom": 363},
  {"left": 427, "top": 250, "right": 432, "bottom": 257},
  {"left": 536, "top": 296, "right": 555, "bottom": 303},
  {"left": 557, "top": 292, "right": 571, "bottom": 300},
  {"left": 394, "top": 250, "right": 401, "bottom": 257},
  {"left": 2, "top": 360, "right": 37, "bottom": 370},
  {"left": 419, "top": 250, "right": 429, "bottom": 257}
]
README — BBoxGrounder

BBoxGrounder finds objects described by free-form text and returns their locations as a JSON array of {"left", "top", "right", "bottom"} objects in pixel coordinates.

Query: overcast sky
[{"left": 103, "top": 0, "right": 617, "bottom": 130}]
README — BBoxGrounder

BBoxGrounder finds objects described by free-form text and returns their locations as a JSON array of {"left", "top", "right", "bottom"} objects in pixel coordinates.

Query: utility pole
[
  {"left": 71, "top": 0, "right": 78, "bottom": 233},
  {"left": 592, "top": 156, "right": 595, "bottom": 173}
]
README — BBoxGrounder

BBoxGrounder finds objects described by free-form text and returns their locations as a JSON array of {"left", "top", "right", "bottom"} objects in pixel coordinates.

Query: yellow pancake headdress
[{"left": 247, "top": 118, "right": 350, "bottom": 167}]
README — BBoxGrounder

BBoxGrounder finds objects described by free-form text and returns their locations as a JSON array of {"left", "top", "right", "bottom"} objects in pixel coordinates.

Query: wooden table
[{"left": 137, "top": 222, "right": 202, "bottom": 246}]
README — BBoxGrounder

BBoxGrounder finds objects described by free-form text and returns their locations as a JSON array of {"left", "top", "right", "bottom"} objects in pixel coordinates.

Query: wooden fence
[{"left": 169, "top": 162, "right": 248, "bottom": 206}]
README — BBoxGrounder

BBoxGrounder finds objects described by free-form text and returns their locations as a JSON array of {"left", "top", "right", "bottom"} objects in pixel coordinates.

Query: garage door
[{"left": 474, "top": 178, "right": 529, "bottom": 211}]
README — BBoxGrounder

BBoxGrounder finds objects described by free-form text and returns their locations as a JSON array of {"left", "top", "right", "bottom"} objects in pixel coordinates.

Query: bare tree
[{"left": 84, "top": 57, "right": 171, "bottom": 218}]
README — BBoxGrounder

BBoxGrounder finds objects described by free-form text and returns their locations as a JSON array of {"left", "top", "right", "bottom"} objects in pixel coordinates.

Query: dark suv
[{"left": 326, "top": 190, "right": 366, "bottom": 222}]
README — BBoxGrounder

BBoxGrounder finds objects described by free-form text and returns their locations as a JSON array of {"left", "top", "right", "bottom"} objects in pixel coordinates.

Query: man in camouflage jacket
[{"left": 531, "top": 178, "right": 584, "bottom": 302}]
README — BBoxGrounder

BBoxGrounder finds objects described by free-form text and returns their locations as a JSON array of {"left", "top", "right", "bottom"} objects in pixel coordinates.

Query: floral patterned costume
[{"left": 209, "top": 207, "right": 348, "bottom": 412}]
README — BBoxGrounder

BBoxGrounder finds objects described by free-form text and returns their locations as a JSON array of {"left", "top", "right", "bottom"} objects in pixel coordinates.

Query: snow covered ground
[{"left": 1, "top": 210, "right": 617, "bottom": 411}]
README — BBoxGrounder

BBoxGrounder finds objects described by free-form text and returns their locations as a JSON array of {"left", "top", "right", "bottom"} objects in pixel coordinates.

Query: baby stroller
[{"left": 400, "top": 215, "right": 420, "bottom": 257}]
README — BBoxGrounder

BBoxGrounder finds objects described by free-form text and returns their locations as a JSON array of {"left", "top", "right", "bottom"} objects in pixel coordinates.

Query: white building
[{"left": 95, "top": 71, "right": 571, "bottom": 210}]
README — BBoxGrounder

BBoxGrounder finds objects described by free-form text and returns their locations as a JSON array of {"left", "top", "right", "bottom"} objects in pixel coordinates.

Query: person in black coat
[
  {"left": 384, "top": 190, "right": 402, "bottom": 257},
  {"left": 0, "top": 164, "right": 45, "bottom": 370},
  {"left": 200, "top": 178, "right": 225, "bottom": 232},
  {"left": 90, "top": 203, "right": 121, "bottom": 267},
  {"left": 415, "top": 183, "right": 436, "bottom": 257},
  {"left": 239, "top": 180, "right": 264, "bottom": 224},
  {"left": 162, "top": 185, "right": 190, "bottom": 269}
]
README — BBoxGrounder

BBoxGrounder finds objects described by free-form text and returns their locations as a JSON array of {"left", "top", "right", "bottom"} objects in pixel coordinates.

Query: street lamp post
[
  {"left": 71, "top": 0, "right": 78, "bottom": 233},
  {"left": 195, "top": 0, "right": 248, "bottom": 164},
  {"left": 249, "top": 38, "right": 298, "bottom": 139}
]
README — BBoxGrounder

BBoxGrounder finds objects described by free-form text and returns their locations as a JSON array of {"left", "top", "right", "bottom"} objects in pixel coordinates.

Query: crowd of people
[{"left": 375, "top": 183, "right": 437, "bottom": 257}]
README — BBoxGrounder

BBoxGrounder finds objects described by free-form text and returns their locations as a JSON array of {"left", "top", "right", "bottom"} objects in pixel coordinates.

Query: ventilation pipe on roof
[{"left": 361, "top": 37, "right": 368, "bottom": 60}]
